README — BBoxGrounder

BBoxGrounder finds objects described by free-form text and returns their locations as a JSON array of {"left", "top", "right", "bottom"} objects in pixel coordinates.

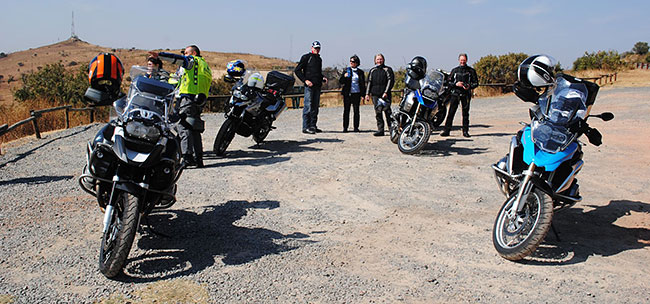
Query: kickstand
[
  {"left": 141, "top": 216, "right": 171, "bottom": 238},
  {"left": 551, "top": 222, "right": 561, "bottom": 242}
]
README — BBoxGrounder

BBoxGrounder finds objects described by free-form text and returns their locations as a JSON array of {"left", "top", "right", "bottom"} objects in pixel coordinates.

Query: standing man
[
  {"left": 295, "top": 41, "right": 327, "bottom": 134},
  {"left": 339, "top": 54, "right": 365, "bottom": 132},
  {"left": 441, "top": 53, "right": 478, "bottom": 138},
  {"left": 365, "top": 54, "right": 394, "bottom": 136},
  {"left": 150, "top": 45, "right": 212, "bottom": 167}
]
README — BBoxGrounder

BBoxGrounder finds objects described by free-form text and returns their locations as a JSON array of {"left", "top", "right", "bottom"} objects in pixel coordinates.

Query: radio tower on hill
[{"left": 70, "top": 11, "right": 79, "bottom": 40}]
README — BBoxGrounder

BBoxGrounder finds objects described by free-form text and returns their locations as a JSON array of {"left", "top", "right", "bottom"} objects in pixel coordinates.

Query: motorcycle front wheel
[
  {"left": 98, "top": 191, "right": 139, "bottom": 278},
  {"left": 397, "top": 120, "right": 430, "bottom": 154},
  {"left": 213, "top": 118, "right": 237, "bottom": 156},
  {"left": 492, "top": 188, "right": 553, "bottom": 261}
]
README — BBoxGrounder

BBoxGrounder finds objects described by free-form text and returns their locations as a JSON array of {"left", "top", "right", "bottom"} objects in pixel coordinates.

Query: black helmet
[{"left": 407, "top": 56, "right": 427, "bottom": 80}]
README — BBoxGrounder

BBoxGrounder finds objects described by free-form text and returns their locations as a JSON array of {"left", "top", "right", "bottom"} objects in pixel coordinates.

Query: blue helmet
[{"left": 226, "top": 60, "right": 246, "bottom": 77}]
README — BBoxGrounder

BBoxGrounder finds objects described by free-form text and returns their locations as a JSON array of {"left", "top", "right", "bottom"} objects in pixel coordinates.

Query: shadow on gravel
[
  {"left": 119, "top": 200, "right": 313, "bottom": 282},
  {"left": 520, "top": 200, "right": 650, "bottom": 265},
  {"left": 0, "top": 175, "right": 73, "bottom": 186},
  {"left": 418, "top": 138, "right": 489, "bottom": 157},
  {"left": 202, "top": 139, "right": 343, "bottom": 168},
  {"left": 0, "top": 125, "right": 92, "bottom": 169}
]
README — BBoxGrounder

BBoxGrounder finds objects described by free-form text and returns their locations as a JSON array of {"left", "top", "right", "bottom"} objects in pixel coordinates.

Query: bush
[
  {"left": 474, "top": 52, "right": 529, "bottom": 85},
  {"left": 572, "top": 50, "right": 625, "bottom": 71},
  {"left": 12, "top": 63, "right": 88, "bottom": 106},
  {"left": 632, "top": 41, "right": 649, "bottom": 55}
]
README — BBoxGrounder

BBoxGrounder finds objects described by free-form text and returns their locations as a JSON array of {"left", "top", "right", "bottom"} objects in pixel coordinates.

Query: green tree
[
  {"left": 13, "top": 63, "right": 88, "bottom": 105},
  {"left": 473, "top": 52, "right": 529, "bottom": 84},
  {"left": 572, "top": 51, "right": 625, "bottom": 71},
  {"left": 632, "top": 41, "right": 649, "bottom": 55}
]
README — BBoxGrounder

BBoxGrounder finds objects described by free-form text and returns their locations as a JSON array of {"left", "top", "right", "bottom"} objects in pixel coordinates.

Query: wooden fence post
[
  {"left": 65, "top": 106, "right": 70, "bottom": 129},
  {"left": 89, "top": 107, "right": 95, "bottom": 123},
  {"left": 30, "top": 111, "right": 42, "bottom": 139},
  {"left": 614, "top": 73, "right": 617, "bottom": 81}
]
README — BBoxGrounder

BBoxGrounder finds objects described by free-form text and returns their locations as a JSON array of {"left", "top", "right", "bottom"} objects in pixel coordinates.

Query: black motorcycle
[
  {"left": 213, "top": 71, "right": 294, "bottom": 156},
  {"left": 389, "top": 69, "right": 449, "bottom": 154},
  {"left": 79, "top": 66, "right": 184, "bottom": 278}
]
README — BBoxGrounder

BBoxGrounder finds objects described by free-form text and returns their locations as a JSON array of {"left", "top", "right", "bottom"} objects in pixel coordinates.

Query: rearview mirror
[{"left": 589, "top": 112, "right": 614, "bottom": 121}]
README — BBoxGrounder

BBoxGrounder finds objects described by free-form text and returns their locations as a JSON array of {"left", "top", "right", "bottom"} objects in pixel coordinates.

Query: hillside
[{"left": 0, "top": 37, "right": 296, "bottom": 105}]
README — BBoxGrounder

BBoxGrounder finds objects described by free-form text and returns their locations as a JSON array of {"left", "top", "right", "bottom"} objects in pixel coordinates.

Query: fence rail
[{"left": 0, "top": 105, "right": 98, "bottom": 154}]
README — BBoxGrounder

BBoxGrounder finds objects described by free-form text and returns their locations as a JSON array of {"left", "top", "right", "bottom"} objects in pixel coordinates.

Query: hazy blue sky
[{"left": 1, "top": 0, "right": 648, "bottom": 71}]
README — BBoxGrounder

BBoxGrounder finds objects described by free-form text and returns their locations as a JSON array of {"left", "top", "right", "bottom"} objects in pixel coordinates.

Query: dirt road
[{"left": 0, "top": 87, "right": 648, "bottom": 303}]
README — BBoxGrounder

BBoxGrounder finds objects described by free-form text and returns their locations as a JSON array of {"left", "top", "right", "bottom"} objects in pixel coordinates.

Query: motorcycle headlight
[{"left": 125, "top": 121, "right": 161, "bottom": 142}]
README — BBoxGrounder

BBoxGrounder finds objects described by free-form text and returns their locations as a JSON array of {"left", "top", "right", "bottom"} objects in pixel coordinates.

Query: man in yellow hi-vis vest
[{"left": 150, "top": 45, "right": 212, "bottom": 168}]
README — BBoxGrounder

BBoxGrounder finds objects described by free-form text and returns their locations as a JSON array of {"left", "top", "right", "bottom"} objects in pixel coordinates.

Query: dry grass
[
  {"left": 0, "top": 294, "right": 15, "bottom": 304},
  {"left": 97, "top": 279, "right": 210, "bottom": 304},
  {"left": 0, "top": 98, "right": 108, "bottom": 144}
]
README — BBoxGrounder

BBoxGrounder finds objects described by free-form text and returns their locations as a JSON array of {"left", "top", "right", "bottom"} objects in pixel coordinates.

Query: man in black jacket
[
  {"left": 294, "top": 41, "right": 328, "bottom": 134},
  {"left": 339, "top": 54, "right": 365, "bottom": 132},
  {"left": 441, "top": 53, "right": 479, "bottom": 138},
  {"left": 365, "top": 54, "right": 395, "bottom": 136}
]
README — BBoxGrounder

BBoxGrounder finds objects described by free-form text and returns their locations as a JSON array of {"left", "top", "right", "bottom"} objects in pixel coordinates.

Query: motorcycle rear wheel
[
  {"left": 213, "top": 118, "right": 237, "bottom": 156},
  {"left": 431, "top": 106, "right": 447, "bottom": 128},
  {"left": 492, "top": 188, "right": 553, "bottom": 260},
  {"left": 98, "top": 191, "right": 139, "bottom": 278},
  {"left": 389, "top": 120, "right": 400, "bottom": 144},
  {"left": 397, "top": 120, "right": 430, "bottom": 154},
  {"left": 252, "top": 123, "right": 271, "bottom": 144}
]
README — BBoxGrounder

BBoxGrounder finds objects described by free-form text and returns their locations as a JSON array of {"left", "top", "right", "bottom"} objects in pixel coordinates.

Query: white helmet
[
  {"left": 518, "top": 55, "right": 556, "bottom": 87},
  {"left": 247, "top": 72, "right": 265, "bottom": 90}
]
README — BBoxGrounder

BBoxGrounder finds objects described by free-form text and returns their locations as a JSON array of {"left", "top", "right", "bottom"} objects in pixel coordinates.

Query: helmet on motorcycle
[
  {"left": 88, "top": 53, "right": 124, "bottom": 97},
  {"left": 247, "top": 72, "right": 265, "bottom": 90},
  {"left": 407, "top": 56, "right": 427, "bottom": 80},
  {"left": 226, "top": 60, "right": 246, "bottom": 77},
  {"left": 518, "top": 55, "right": 556, "bottom": 87}
]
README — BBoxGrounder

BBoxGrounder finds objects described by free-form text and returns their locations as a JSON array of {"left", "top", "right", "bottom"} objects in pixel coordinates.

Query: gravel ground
[{"left": 0, "top": 87, "right": 649, "bottom": 303}]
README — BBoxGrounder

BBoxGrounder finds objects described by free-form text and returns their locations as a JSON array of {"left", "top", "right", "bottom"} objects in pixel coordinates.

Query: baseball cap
[{"left": 312, "top": 41, "right": 321, "bottom": 48}]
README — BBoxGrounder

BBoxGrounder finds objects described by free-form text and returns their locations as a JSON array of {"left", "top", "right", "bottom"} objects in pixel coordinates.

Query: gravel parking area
[{"left": 0, "top": 87, "right": 649, "bottom": 303}]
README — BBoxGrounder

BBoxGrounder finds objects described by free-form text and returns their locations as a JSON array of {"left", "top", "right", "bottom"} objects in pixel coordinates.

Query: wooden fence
[
  {"left": 636, "top": 63, "right": 650, "bottom": 69},
  {"left": 0, "top": 105, "right": 98, "bottom": 154},
  {"left": 581, "top": 72, "right": 618, "bottom": 85}
]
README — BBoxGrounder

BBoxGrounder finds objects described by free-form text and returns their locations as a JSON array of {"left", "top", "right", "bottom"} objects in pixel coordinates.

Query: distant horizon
[{"left": 2, "top": 0, "right": 649, "bottom": 71}]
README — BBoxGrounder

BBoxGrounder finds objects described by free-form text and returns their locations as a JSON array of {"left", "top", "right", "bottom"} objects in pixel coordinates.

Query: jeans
[
  {"left": 343, "top": 93, "right": 361, "bottom": 131},
  {"left": 444, "top": 94, "right": 471, "bottom": 132},
  {"left": 302, "top": 86, "right": 321, "bottom": 130}
]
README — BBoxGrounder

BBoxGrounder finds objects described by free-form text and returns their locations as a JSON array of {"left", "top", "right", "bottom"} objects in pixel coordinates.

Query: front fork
[
  {"left": 408, "top": 103, "right": 422, "bottom": 134},
  {"left": 102, "top": 176, "right": 120, "bottom": 234},
  {"left": 507, "top": 162, "right": 537, "bottom": 218}
]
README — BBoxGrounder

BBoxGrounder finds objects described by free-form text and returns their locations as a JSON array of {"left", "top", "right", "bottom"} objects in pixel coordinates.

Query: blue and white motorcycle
[
  {"left": 390, "top": 69, "right": 448, "bottom": 154},
  {"left": 491, "top": 74, "right": 613, "bottom": 260}
]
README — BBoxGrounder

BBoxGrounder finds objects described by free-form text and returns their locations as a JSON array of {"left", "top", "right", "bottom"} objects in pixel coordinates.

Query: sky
[{"left": 1, "top": 0, "right": 649, "bottom": 71}]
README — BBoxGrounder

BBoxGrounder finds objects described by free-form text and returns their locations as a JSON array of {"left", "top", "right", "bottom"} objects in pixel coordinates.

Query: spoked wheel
[
  {"left": 98, "top": 191, "right": 139, "bottom": 278},
  {"left": 213, "top": 118, "right": 237, "bottom": 156},
  {"left": 389, "top": 120, "right": 400, "bottom": 144},
  {"left": 397, "top": 120, "right": 430, "bottom": 154},
  {"left": 431, "top": 106, "right": 447, "bottom": 128},
  {"left": 492, "top": 189, "right": 553, "bottom": 260}
]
